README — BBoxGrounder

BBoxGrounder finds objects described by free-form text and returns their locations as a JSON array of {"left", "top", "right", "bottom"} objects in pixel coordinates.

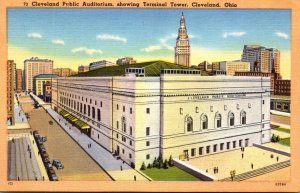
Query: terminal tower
[{"left": 174, "top": 12, "right": 190, "bottom": 67}]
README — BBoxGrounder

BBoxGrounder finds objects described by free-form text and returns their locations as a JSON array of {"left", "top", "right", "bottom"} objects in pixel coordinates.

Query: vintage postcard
[{"left": 1, "top": 0, "right": 300, "bottom": 192}]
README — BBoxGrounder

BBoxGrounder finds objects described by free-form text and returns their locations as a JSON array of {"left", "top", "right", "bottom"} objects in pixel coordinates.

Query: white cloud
[
  {"left": 223, "top": 32, "right": 246, "bottom": 38},
  {"left": 275, "top": 32, "right": 289, "bottom": 39},
  {"left": 71, "top": 47, "right": 103, "bottom": 55},
  {"left": 27, "top": 32, "right": 42, "bottom": 39},
  {"left": 96, "top": 34, "right": 127, "bottom": 43},
  {"left": 52, "top": 39, "right": 65, "bottom": 45},
  {"left": 141, "top": 45, "right": 162, "bottom": 52}
]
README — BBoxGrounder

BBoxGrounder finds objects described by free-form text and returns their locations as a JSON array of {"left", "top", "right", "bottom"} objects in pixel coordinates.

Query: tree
[
  {"left": 140, "top": 162, "right": 146, "bottom": 170},
  {"left": 276, "top": 135, "right": 280, "bottom": 142},
  {"left": 158, "top": 158, "right": 163, "bottom": 169},
  {"left": 168, "top": 155, "right": 174, "bottom": 167},
  {"left": 147, "top": 163, "right": 152, "bottom": 169},
  {"left": 163, "top": 159, "right": 169, "bottom": 169},
  {"left": 153, "top": 157, "right": 157, "bottom": 168}
]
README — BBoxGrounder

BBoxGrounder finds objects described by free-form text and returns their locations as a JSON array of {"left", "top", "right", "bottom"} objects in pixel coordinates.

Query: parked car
[
  {"left": 49, "top": 121, "right": 53, "bottom": 125},
  {"left": 41, "top": 152, "right": 49, "bottom": 163},
  {"left": 45, "top": 161, "right": 53, "bottom": 169},
  {"left": 52, "top": 159, "right": 64, "bottom": 169},
  {"left": 39, "top": 144, "right": 46, "bottom": 153},
  {"left": 47, "top": 168, "right": 58, "bottom": 181}
]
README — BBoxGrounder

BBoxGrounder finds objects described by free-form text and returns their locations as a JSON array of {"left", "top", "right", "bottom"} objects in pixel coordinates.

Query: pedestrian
[
  {"left": 277, "top": 156, "right": 279, "bottom": 162},
  {"left": 29, "top": 152, "right": 32, "bottom": 159},
  {"left": 12, "top": 138, "right": 14, "bottom": 143},
  {"left": 206, "top": 169, "right": 208, "bottom": 173},
  {"left": 120, "top": 165, "right": 123, "bottom": 171},
  {"left": 27, "top": 145, "right": 30, "bottom": 151},
  {"left": 251, "top": 163, "right": 253, "bottom": 169},
  {"left": 242, "top": 153, "right": 244, "bottom": 159},
  {"left": 43, "top": 176, "right": 45, "bottom": 181}
]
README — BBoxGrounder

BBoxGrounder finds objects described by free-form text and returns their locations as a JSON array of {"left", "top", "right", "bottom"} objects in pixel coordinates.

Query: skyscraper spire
[{"left": 175, "top": 13, "right": 190, "bottom": 67}]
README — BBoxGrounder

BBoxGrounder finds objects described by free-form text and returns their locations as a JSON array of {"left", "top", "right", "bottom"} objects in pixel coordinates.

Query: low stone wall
[
  {"left": 173, "top": 158, "right": 216, "bottom": 181},
  {"left": 253, "top": 143, "right": 290, "bottom": 157}
]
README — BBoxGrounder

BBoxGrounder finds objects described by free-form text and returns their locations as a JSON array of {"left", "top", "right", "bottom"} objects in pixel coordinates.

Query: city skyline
[{"left": 8, "top": 9, "right": 291, "bottom": 78}]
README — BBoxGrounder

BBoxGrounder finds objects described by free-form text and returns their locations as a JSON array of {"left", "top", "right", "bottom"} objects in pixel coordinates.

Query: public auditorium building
[{"left": 51, "top": 62, "right": 271, "bottom": 168}]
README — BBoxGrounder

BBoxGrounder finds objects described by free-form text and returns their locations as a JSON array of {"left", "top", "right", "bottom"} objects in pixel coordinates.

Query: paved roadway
[{"left": 16, "top": 96, "right": 112, "bottom": 181}]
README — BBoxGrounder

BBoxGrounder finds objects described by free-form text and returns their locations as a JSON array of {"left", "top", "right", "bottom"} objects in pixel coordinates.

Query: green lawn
[
  {"left": 141, "top": 166, "right": 201, "bottom": 181},
  {"left": 273, "top": 127, "right": 290, "bottom": 133},
  {"left": 279, "top": 138, "right": 290, "bottom": 146}
]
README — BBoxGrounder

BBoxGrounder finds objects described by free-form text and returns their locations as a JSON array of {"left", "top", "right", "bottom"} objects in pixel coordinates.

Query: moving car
[{"left": 52, "top": 159, "right": 64, "bottom": 169}]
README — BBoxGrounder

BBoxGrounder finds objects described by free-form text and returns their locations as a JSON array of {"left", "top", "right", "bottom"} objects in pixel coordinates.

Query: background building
[
  {"left": 53, "top": 68, "right": 77, "bottom": 77},
  {"left": 89, "top": 60, "right": 116, "bottom": 71},
  {"left": 198, "top": 61, "right": 212, "bottom": 72},
  {"left": 33, "top": 74, "right": 58, "bottom": 101},
  {"left": 116, "top": 57, "right": 136, "bottom": 65},
  {"left": 241, "top": 45, "right": 280, "bottom": 73},
  {"left": 24, "top": 57, "right": 53, "bottom": 91},
  {"left": 15, "top": 69, "right": 23, "bottom": 92},
  {"left": 7, "top": 60, "right": 15, "bottom": 125},
  {"left": 174, "top": 13, "right": 190, "bottom": 67},
  {"left": 78, "top": 65, "right": 89, "bottom": 73},
  {"left": 274, "top": 79, "right": 290, "bottom": 96},
  {"left": 212, "top": 61, "right": 250, "bottom": 76}
]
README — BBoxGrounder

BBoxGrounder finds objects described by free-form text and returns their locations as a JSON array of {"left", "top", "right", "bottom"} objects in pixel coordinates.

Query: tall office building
[
  {"left": 7, "top": 60, "right": 15, "bottom": 125},
  {"left": 15, "top": 69, "right": 23, "bottom": 92},
  {"left": 241, "top": 45, "right": 280, "bottom": 73},
  {"left": 175, "top": 13, "right": 190, "bottom": 67},
  {"left": 24, "top": 57, "right": 53, "bottom": 91},
  {"left": 116, "top": 57, "right": 136, "bottom": 65},
  {"left": 267, "top": 48, "right": 280, "bottom": 74}
]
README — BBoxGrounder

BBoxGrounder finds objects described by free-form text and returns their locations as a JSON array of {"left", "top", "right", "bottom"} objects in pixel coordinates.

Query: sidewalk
[
  {"left": 31, "top": 93, "right": 148, "bottom": 181},
  {"left": 8, "top": 97, "right": 30, "bottom": 130}
]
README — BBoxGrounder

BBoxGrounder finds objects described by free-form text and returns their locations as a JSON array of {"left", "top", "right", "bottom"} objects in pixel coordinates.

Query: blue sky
[{"left": 8, "top": 8, "right": 291, "bottom": 78}]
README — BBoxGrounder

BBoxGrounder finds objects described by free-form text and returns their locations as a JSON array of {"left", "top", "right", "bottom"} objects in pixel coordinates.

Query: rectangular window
[
  {"left": 129, "top": 153, "right": 132, "bottom": 159},
  {"left": 100, "top": 101, "right": 103, "bottom": 107},
  {"left": 233, "top": 141, "right": 236, "bottom": 148},
  {"left": 191, "top": 148, "right": 195, "bottom": 156},
  {"left": 146, "top": 141, "right": 150, "bottom": 146},
  {"left": 146, "top": 108, "right": 150, "bottom": 114},
  {"left": 195, "top": 107, "right": 199, "bottom": 113},
  {"left": 239, "top": 139, "right": 242, "bottom": 147},
  {"left": 220, "top": 143, "right": 224, "bottom": 151},
  {"left": 213, "top": 144, "right": 217, "bottom": 152},
  {"left": 130, "top": 140, "right": 132, "bottom": 146},
  {"left": 210, "top": 106, "right": 213, "bottom": 112},
  {"left": 117, "top": 104, "right": 119, "bottom": 110},
  {"left": 206, "top": 146, "right": 210, "bottom": 154},
  {"left": 117, "top": 121, "right": 119, "bottom": 129},
  {"left": 146, "top": 154, "right": 150, "bottom": 159},
  {"left": 224, "top": 105, "right": 227, "bottom": 111},
  {"left": 123, "top": 106, "right": 125, "bottom": 112},
  {"left": 130, "top": 108, "right": 132, "bottom": 114},
  {"left": 245, "top": 138, "right": 249, "bottom": 147},
  {"left": 146, "top": 127, "right": 150, "bottom": 136},
  {"left": 122, "top": 149, "right": 125, "bottom": 154},
  {"left": 180, "top": 108, "right": 183, "bottom": 115},
  {"left": 97, "top": 134, "right": 99, "bottom": 139},
  {"left": 199, "top": 147, "right": 203, "bottom": 155},
  {"left": 248, "top": 103, "right": 252, "bottom": 108},
  {"left": 116, "top": 133, "right": 119, "bottom": 139},
  {"left": 262, "top": 114, "right": 265, "bottom": 120},
  {"left": 262, "top": 100, "right": 265, "bottom": 104}
]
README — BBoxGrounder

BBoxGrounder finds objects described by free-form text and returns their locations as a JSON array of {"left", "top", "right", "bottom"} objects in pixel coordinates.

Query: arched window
[
  {"left": 215, "top": 113, "right": 222, "bottom": 128},
  {"left": 241, "top": 111, "right": 246, "bottom": 125},
  {"left": 97, "top": 109, "right": 101, "bottom": 121},
  {"left": 92, "top": 107, "right": 95, "bottom": 119},
  {"left": 201, "top": 114, "right": 208, "bottom": 130},
  {"left": 122, "top": 116, "right": 126, "bottom": 132},
  {"left": 229, "top": 112, "right": 235, "bottom": 127},
  {"left": 185, "top": 116, "right": 193, "bottom": 132}
]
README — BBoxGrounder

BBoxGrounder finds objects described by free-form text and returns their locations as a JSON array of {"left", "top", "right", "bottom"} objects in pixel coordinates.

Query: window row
[
  {"left": 186, "top": 138, "right": 250, "bottom": 157},
  {"left": 60, "top": 96, "right": 102, "bottom": 122},
  {"left": 59, "top": 93, "right": 103, "bottom": 107},
  {"left": 185, "top": 111, "right": 247, "bottom": 132}
]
